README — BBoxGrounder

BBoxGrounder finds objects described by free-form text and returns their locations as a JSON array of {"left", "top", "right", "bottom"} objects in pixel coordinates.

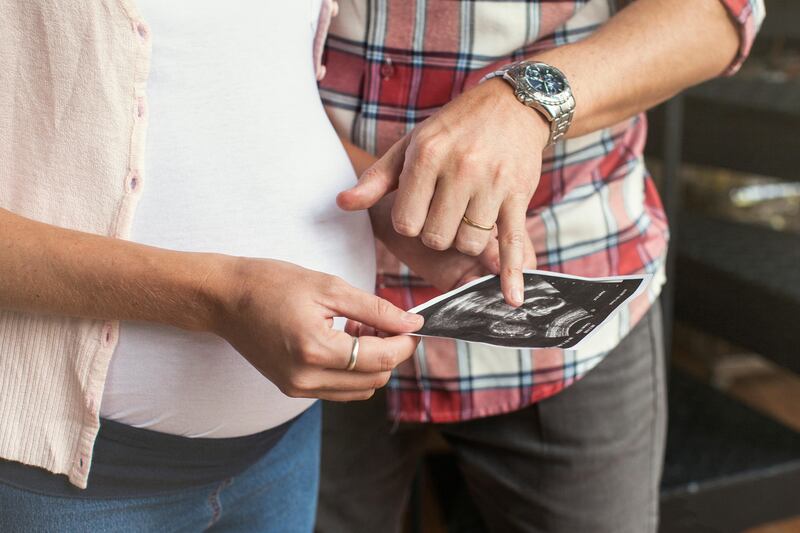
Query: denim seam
[{"left": 205, "top": 478, "right": 232, "bottom": 530}]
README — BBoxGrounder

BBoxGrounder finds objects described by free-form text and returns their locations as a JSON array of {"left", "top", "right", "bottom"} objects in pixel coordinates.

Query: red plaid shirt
[{"left": 320, "top": 0, "right": 764, "bottom": 422}]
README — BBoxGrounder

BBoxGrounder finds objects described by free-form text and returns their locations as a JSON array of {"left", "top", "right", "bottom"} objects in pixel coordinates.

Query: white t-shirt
[{"left": 100, "top": 0, "right": 376, "bottom": 438}]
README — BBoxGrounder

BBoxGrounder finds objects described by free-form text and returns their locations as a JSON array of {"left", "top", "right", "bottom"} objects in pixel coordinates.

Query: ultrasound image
[{"left": 411, "top": 271, "right": 645, "bottom": 349}]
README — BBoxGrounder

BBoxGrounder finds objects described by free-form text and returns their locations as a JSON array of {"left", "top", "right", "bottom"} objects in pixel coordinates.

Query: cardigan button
[
  {"left": 126, "top": 171, "right": 140, "bottom": 193},
  {"left": 86, "top": 397, "right": 98, "bottom": 417},
  {"left": 101, "top": 322, "right": 114, "bottom": 347},
  {"left": 136, "top": 22, "right": 148, "bottom": 40}
]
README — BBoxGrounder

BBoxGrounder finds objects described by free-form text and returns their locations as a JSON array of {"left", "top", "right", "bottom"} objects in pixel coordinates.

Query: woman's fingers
[
  {"left": 295, "top": 324, "right": 419, "bottom": 375},
  {"left": 325, "top": 281, "right": 423, "bottom": 334},
  {"left": 285, "top": 330, "right": 417, "bottom": 398},
  {"left": 321, "top": 330, "right": 419, "bottom": 373},
  {"left": 285, "top": 368, "right": 393, "bottom": 397},
  {"left": 343, "top": 320, "right": 378, "bottom": 338},
  {"left": 316, "top": 369, "right": 393, "bottom": 391},
  {"left": 343, "top": 319, "right": 361, "bottom": 337},
  {"left": 294, "top": 278, "right": 420, "bottom": 399},
  {"left": 315, "top": 390, "right": 379, "bottom": 402}
]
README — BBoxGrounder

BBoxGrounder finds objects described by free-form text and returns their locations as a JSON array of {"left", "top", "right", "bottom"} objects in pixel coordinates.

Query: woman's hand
[
  {"left": 210, "top": 258, "right": 422, "bottom": 401},
  {"left": 337, "top": 78, "right": 549, "bottom": 307}
]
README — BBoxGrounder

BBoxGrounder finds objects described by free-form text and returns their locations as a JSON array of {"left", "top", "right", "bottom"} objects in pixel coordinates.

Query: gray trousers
[{"left": 316, "top": 305, "right": 667, "bottom": 533}]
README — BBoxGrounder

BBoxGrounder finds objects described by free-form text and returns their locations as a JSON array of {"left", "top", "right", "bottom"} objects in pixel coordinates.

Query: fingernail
[
  {"left": 404, "top": 312, "right": 423, "bottom": 326},
  {"left": 512, "top": 288, "right": 524, "bottom": 305}
]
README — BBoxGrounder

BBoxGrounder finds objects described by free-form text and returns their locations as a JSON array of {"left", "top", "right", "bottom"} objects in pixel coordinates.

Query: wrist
[
  {"left": 189, "top": 252, "right": 243, "bottom": 335},
  {"left": 485, "top": 77, "right": 551, "bottom": 147}
]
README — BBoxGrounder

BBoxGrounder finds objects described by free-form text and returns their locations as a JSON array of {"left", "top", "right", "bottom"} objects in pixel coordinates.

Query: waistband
[{"left": 0, "top": 409, "right": 306, "bottom": 499}]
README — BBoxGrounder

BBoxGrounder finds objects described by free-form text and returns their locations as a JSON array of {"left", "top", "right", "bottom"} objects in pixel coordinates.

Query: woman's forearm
[
  {"left": 0, "top": 207, "right": 226, "bottom": 331},
  {"left": 532, "top": 0, "right": 740, "bottom": 138}
]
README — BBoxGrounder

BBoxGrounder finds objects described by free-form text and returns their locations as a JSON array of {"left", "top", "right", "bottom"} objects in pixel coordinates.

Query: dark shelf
[
  {"left": 425, "top": 370, "right": 800, "bottom": 533},
  {"left": 760, "top": 0, "right": 800, "bottom": 40},
  {"left": 689, "top": 77, "right": 800, "bottom": 117},
  {"left": 660, "top": 371, "right": 800, "bottom": 533},
  {"left": 647, "top": 78, "right": 800, "bottom": 181},
  {"left": 674, "top": 212, "right": 800, "bottom": 374}
]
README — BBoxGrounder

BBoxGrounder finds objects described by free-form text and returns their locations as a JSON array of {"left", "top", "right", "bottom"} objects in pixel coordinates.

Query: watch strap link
[{"left": 549, "top": 96, "right": 575, "bottom": 145}]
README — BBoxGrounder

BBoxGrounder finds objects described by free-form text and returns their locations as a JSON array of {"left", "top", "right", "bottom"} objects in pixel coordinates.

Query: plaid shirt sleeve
[
  {"left": 718, "top": 0, "right": 766, "bottom": 75},
  {"left": 320, "top": 0, "right": 764, "bottom": 423}
]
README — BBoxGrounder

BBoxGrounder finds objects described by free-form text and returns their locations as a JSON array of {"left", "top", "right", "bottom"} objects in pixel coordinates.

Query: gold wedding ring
[
  {"left": 346, "top": 336, "right": 360, "bottom": 371},
  {"left": 461, "top": 215, "right": 495, "bottom": 231}
]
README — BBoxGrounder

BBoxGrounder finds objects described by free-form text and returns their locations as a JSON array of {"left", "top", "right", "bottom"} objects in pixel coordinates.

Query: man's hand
[
  {"left": 366, "top": 192, "right": 538, "bottom": 295},
  {"left": 211, "top": 258, "right": 422, "bottom": 401},
  {"left": 335, "top": 0, "right": 744, "bottom": 308},
  {"left": 338, "top": 78, "right": 550, "bottom": 307}
]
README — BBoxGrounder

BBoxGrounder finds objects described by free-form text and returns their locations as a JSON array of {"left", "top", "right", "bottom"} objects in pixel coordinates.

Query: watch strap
[{"left": 549, "top": 96, "right": 575, "bottom": 145}]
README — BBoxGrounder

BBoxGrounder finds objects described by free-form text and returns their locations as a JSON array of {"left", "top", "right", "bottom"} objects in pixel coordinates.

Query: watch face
[{"left": 521, "top": 63, "right": 569, "bottom": 104}]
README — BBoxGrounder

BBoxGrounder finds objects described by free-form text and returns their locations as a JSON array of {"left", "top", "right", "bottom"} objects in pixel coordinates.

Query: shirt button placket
[{"left": 380, "top": 57, "right": 395, "bottom": 80}]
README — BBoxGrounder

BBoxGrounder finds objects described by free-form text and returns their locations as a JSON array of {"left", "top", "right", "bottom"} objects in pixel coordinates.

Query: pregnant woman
[{"left": 0, "top": 2, "right": 426, "bottom": 530}]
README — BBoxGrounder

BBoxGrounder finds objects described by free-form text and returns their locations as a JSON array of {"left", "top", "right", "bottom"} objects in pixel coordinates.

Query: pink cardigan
[{"left": 0, "top": 0, "right": 335, "bottom": 489}]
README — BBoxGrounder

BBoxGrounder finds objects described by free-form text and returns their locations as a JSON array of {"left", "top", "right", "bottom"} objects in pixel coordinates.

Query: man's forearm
[
  {"left": 340, "top": 138, "right": 377, "bottom": 177},
  {"left": 0, "top": 207, "right": 227, "bottom": 331},
  {"left": 526, "top": 0, "right": 740, "bottom": 138}
]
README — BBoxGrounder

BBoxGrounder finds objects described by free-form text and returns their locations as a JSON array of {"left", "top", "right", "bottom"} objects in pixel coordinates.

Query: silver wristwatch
[{"left": 486, "top": 61, "right": 575, "bottom": 146}]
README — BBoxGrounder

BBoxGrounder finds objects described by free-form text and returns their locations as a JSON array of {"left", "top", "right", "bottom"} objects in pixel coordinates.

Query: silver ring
[{"left": 346, "top": 336, "right": 360, "bottom": 371}]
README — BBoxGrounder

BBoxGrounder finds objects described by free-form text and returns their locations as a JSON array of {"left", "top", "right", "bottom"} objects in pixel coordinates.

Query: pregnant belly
[
  {"left": 102, "top": 210, "right": 376, "bottom": 438},
  {"left": 104, "top": 322, "right": 317, "bottom": 438}
]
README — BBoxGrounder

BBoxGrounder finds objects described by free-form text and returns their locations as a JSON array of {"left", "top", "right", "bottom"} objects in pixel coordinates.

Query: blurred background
[{"left": 403, "top": 1, "right": 800, "bottom": 531}]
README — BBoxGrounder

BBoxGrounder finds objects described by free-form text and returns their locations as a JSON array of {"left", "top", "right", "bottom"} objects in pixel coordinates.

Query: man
[{"left": 317, "top": 1, "right": 765, "bottom": 532}]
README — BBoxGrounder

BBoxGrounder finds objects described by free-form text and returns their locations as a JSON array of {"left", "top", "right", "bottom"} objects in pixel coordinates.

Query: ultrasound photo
[{"left": 409, "top": 271, "right": 649, "bottom": 349}]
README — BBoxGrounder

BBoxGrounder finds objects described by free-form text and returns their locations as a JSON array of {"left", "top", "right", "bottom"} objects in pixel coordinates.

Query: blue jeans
[{"left": 0, "top": 402, "right": 321, "bottom": 533}]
